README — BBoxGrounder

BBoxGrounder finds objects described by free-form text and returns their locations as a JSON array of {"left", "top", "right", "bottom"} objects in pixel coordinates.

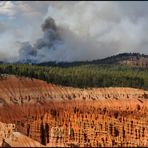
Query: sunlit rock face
[{"left": 0, "top": 75, "right": 148, "bottom": 147}]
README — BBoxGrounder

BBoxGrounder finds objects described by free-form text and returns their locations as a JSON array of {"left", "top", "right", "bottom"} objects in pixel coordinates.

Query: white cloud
[
  {"left": 0, "top": 1, "right": 17, "bottom": 18},
  {"left": 1, "top": 1, "right": 148, "bottom": 62}
]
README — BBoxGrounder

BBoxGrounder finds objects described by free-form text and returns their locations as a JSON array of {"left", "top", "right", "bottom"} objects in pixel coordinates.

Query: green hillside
[{"left": 0, "top": 63, "right": 148, "bottom": 89}]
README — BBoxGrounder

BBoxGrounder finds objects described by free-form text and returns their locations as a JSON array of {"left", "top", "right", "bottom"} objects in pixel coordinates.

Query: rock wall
[
  {"left": 0, "top": 75, "right": 148, "bottom": 147},
  {"left": 0, "top": 75, "right": 147, "bottom": 106},
  {"left": 0, "top": 122, "right": 15, "bottom": 146},
  {"left": 15, "top": 100, "right": 148, "bottom": 147}
]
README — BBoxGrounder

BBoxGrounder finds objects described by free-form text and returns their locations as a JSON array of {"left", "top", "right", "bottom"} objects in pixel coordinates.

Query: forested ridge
[
  {"left": 0, "top": 63, "right": 148, "bottom": 89},
  {"left": 37, "top": 52, "right": 148, "bottom": 67}
]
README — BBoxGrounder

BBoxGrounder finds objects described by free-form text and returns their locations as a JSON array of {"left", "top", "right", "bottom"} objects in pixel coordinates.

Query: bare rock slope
[
  {"left": 0, "top": 75, "right": 148, "bottom": 147},
  {"left": 0, "top": 75, "right": 148, "bottom": 106}
]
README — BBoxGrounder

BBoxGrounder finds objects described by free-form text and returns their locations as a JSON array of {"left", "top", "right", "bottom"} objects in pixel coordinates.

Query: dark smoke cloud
[
  {"left": 17, "top": 2, "right": 148, "bottom": 63},
  {"left": 20, "top": 16, "right": 107, "bottom": 63},
  {"left": 41, "top": 17, "right": 57, "bottom": 32},
  {"left": 19, "top": 42, "right": 36, "bottom": 63},
  {"left": 19, "top": 17, "right": 63, "bottom": 63}
]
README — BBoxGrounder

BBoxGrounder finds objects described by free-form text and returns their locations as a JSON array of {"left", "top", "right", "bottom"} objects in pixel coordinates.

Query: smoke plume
[
  {"left": 18, "top": 16, "right": 120, "bottom": 63},
  {"left": 1, "top": 1, "right": 148, "bottom": 63},
  {"left": 19, "top": 17, "right": 63, "bottom": 63}
]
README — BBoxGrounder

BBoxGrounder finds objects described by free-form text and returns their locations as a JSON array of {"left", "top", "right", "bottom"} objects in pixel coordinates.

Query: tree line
[{"left": 0, "top": 63, "right": 148, "bottom": 89}]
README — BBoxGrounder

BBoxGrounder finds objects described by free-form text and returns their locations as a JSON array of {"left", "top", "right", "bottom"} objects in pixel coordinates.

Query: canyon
[{"left": 0, "top": 75, "right": 148, "bottom": 147}]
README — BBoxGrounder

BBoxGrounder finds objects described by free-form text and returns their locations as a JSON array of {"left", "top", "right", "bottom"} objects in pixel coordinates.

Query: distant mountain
[{"left": 37, "top": 53, "right": 148, "bottom": 68}]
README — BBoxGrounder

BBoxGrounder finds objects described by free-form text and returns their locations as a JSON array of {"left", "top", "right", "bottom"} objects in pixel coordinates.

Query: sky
[{"left": 0, "top": 1, "right": 148, "bottom": 63}]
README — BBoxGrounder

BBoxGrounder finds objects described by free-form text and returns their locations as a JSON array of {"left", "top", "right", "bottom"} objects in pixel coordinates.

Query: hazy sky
[{"left": 0, "top": 1, "right": 148, "bottom": 62}]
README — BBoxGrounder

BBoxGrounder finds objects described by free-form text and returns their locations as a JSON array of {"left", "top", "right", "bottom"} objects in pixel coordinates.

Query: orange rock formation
[{"left": 0, "top": 75, "right": 147, "bottom": 147}]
